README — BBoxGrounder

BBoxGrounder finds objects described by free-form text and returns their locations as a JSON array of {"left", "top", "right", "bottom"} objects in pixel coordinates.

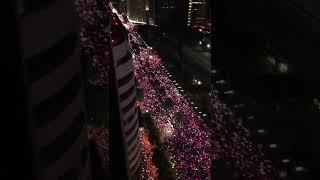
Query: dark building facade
[
  {"left": 187, "top": 0, "right": 208, "bottom": 26},
  {"left": 16, "top": 0, "right": 91, "bottom": 179}
]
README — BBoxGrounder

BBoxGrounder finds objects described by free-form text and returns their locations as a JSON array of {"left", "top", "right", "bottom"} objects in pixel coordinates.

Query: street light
[
  {"left": 199, "top": 41, "right": 202, "bottom": 45},
  {"left": 207, "top": 44, "right": 211, "bottom": 48},
  {"left": 197, "top": 80, "right": 202, "bottom": 85}
]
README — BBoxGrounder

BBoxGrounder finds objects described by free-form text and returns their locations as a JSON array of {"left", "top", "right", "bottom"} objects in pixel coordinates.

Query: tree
[
  {"left": 162, "top": 97, "right": 174, "bottom": 110},
  {"left": 136, "top": 88, "right": 144, "bottom": 101}
]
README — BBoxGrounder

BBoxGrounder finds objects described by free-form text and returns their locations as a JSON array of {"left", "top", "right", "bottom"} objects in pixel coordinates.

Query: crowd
[
  {"left": 209, "top": 88, "right": 277, "bottom": 179},
  {"left": 75, "top": 0, "right": 112, "bottom": 87},
  {"left": 131, "top": 30, "right": 215, "bottom": 180},
  {"left": 139, "top": 128, "right": 158, "bottom": 180}
]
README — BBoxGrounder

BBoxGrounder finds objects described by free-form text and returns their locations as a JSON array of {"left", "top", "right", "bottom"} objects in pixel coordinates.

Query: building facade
[
  {"left": 187, "top": 0, "right": 208, "bottom": 26},
  {"left": 127, "top": 0, "right": 146, "bottom": 22},
  {"left": 18, "top": 0, "right": 90, "bottom": 180},
  {"left": 110, "top": 13, "right": 141, "bottom": 179}
]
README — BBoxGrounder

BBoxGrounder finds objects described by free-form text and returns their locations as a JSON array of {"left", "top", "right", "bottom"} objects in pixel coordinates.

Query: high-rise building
[
  {"left": 187, "top": 0, "right": 208, "bottom": 26},
  {"left": 16, "top": 0, "right": 91, "bottom": 179},
  {"left": 127, "top": 0, "right": 147, "bottom": 22},
  {"left": 110, "top": 13, "right": 141, "bottom": 179},
  {"left": 155, "top": 0, "right": 177, "bottom": 28}
]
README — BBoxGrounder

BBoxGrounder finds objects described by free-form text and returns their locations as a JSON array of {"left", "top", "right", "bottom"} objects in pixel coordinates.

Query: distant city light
[
  {"left": 269, "top": 144, "right": 278, "bottom": 149},
  {"left": 279, "top": 63, "right": 288, "bottom": 73},
  {"left": 216, "top": 80, "right": 226, "bottom": 84},
  {"left": 281, "top": 159, "right": 290, "bottom": 163},
  {"left": 279, "top": 171, "right": 287, "bottom": 178},
  {"left": 224, "top": 90, "right": 234, "bottom": 94},
  {"left": 257, "top": 129, "right": 265, "bottom": 134},
  {"left": 295, "top": 166, "right": 305, "bottom": 172}
]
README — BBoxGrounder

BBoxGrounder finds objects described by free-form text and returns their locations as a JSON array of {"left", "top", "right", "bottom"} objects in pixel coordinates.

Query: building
[
  {"left": 157, "top": 0, "right": 177, "bottom": 27},
  {"left": 15, "top": 0, "right": 91, "bottom": 179},
  {"left": 187, "top": 0, "right": 208, "bottom": 26},
  {"left": 110, "top": 13, "right": 142, "bottom": 179},
  {"left": 127, "top": 0, "right": 147, "bottom": 22}
]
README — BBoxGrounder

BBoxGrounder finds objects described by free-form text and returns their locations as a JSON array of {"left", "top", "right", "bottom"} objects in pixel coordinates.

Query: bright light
[
  {"left": 197, "top": 81, "right": 202, "bottom": 85},
  {"left": 199, "top": 41, "right": 202, "bottom": 45},
  {"left": 149, "top": 55, "right": 153, "bottom": 59},
  {"left": 207, "top": 44, "right": 211, "bottom": 48}
]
